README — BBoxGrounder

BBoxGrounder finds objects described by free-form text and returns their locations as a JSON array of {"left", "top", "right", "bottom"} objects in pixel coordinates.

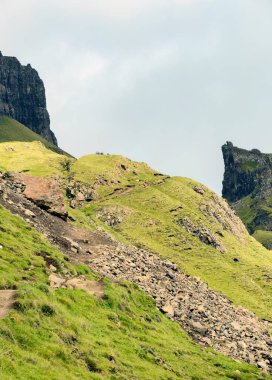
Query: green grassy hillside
[
  {"left": 0, "top": 140, "right": 73, "bottom": 177},
  {"left": 71, "top": 154, "right": 272, "bottom": 322},
  {"left": 71, "top": 154, "right": 164, "bottom": 198},
  {"left": 1, "top": 144, "right": 272, "bottom": 322},
  {"left": 1, "top": 205, "right": 268, "bottom": 379},
  {"left": 0, "top": 116, "right": 70, "bottom": 156}
]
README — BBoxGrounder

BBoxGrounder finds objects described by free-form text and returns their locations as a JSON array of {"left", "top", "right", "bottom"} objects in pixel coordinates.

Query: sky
[{"left": 1, "top": 0, "right": 272, "bottom": 193}]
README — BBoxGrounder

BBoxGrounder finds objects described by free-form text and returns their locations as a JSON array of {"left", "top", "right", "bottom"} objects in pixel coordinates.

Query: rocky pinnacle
[{"left": 222, "top": 141, "right": 272, "bottom": 203}]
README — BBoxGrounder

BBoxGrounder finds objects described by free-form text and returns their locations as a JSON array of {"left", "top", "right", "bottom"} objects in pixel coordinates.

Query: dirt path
[
  {"left": 0, "top": 179, "right": 272, "bottom": 373},
  {"left": 0, "top": 290, "right": 17, "bottom": 319}
]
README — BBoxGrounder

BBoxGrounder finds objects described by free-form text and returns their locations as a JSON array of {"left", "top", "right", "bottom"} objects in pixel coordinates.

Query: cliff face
[
  {"left": 0, "top": 52, "right": 57, "bottom": 145},
  {"left": 222, "top": 142, "right": 272, "bottom": 248},
  {"left": 222, "top": 142, "right": 272, "bottom": 202}
]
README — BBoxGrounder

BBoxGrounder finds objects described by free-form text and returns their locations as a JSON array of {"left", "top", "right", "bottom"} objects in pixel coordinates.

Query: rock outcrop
[
  {"left": 222, "top": 142, "right": 272, "bottom": 203},
  {"left": 0, "top": 52, "right": 57, "bottom": 145},
  {"left": 222, "top": 142, "right": 272, "bottom": 248},
  {"left": 2, "top": 172, "right": 67, "bottom": 220}
]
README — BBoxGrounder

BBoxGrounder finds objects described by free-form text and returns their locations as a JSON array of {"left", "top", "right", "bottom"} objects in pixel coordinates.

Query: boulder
[{"left": 11, "top": 173, "right": 68, "bottom": 220}]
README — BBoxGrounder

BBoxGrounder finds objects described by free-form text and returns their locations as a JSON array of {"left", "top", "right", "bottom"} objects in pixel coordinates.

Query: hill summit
[{"left": 0, "top": 52, "right": 57, "bottom": 145}]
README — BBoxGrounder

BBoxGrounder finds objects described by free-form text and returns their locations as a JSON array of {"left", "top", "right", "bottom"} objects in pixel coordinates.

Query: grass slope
[
  {"left": 72, "top": 154, "right": 163, "bottom": 198},
  {"left": 71, "top": 155, "right": 272, "bottom": 322},
  {"left": 0, "top": 116, "right": 71, "bottom": 156},
  {"left": 0, "top": 206, "right": 268, "bottom": 379},
  {"left": 1, "top": 147, "right": 272, "bottom": 321},
  {"left": 0, "top": 140, "right": 73, "bottom": 177}
]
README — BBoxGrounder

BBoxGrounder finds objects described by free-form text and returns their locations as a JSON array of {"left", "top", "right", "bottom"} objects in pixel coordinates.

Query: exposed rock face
[
  {"left": 176, "top": 216, "right": 228, "bottom": 254},
  {"left": 222, "top": 142, "right": 272, "bottom": 248},
  {"left": 222, "top": 142, "right": 272, "bottom": 203},
  {"left": 2, "top": 172, "right": 67, "bottom": 220},
  {"left": 0, "top": 52, "right": 57, "bottom": 145}
]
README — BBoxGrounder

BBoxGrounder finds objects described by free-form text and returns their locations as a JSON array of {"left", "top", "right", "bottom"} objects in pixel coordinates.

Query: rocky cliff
[
  {"left": 222, "top": 141, "right": 272, "bottom": 248},
  {"left": 0, "top": 52, "right": 57, "bottom": 145}
]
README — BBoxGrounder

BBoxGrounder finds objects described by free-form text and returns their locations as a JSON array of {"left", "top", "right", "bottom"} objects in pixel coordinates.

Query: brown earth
[
  {"left": 0, "top": 290, "right": 17, "bottom": 319},
  {"left": 2, "top": 172, "right": 68, "bottom": 219}
]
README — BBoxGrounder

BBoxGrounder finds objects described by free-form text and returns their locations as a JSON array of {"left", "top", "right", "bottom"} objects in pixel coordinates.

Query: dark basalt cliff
[
  {"left": 222, "top": 142, "right": 272, "bottom": 248},
  {"left": 222, "top": 142, "right": 272, "bottom": 202},
  {"left": 0, "top": 52, "right": 57, "bottom": 145}
]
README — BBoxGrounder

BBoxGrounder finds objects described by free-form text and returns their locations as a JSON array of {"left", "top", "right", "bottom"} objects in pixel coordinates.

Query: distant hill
[{"left": 0, "top": 116, "right": 71, "bottom": 157}]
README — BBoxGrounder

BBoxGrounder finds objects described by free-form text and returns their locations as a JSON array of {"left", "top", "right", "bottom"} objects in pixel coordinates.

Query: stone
[
  {"left": 201, "top": 337, "right": 212, "bottom": 345},
  {"left": 65, "top": 238, "right": 79, "bottom": 253},
  {"left": 188, "top": 321, "right": 207, "bottom": 335},
  {"left": 193, "top": 186, "right": 205, "bottom": 195},
  {"left": 230, "top": 321, "right": 242, "bottom": 331},
  {"left": 24, "top": 209, "right": 35, "bottom": 218},
  {"left": 7, "top": 173, "right": 68, "bottom": 220},
  {"left": 0, "top": 53, "right": 57, "bottom": 145},
  {"left": 197, "top": 305, "right": 205, "bottom": 313},
  {"left": 76, "top": 192, "right": 85, "bottom": 202},
  {"left": 237, "top": 341, "right": 247, "bottom": 350},
  {"left": 49, "top": 265, "right": 57, "bottom": 272},
  {"left": 161, "top": 303, "right": 174, "bottom": 317},
  {"left": 49, "top": 274, "right": 66, "bottom": 288},
  {"left": 177, "top": 217, "right": 227, "bottom": 254},
  {"left": 257, "top": 360, "right": 269, "bottom": 371}
]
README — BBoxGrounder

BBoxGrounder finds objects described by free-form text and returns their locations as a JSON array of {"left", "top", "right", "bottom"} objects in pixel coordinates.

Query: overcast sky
[{"left": 1, "top": 0, "right": 272, "bottom": 193}]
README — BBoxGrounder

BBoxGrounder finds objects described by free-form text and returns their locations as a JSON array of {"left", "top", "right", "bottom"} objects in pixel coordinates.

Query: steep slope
[
  {"left": 68, "top": 154, "right": 272, "bottom": 321},
  {"left": 0, "top": 52, "right": 57, "bottom": 145},
  {"left": 222, "top": 142, "right": 272, "bottom": 249},
  {"left": 0, "top": 116, "right": 69, "bottom": 156},
  {"left": 2, "top": 146, "right": 272, "bottom": 320},
  {"left": 0, "top": 204, "right": 267, "bottom": 379},
  {"left": 1, "top": 180, "right": 271, "bottom": 370},
  {"left": 1, "top": 143, "right": 272, "bottom": 374}
]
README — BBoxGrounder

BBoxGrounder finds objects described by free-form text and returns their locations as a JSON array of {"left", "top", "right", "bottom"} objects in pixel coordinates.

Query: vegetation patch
[
  {"left": 0, "top": 116, "right": 70, "bottom": 156},
  {"left": 240, "top": 160, "right": 260, "bottom": 171}
]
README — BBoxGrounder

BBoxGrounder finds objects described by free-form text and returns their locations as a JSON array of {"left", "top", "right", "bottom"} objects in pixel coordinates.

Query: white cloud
[{"left": 48, "top": 0, "right": 199, "bottom": 18}]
